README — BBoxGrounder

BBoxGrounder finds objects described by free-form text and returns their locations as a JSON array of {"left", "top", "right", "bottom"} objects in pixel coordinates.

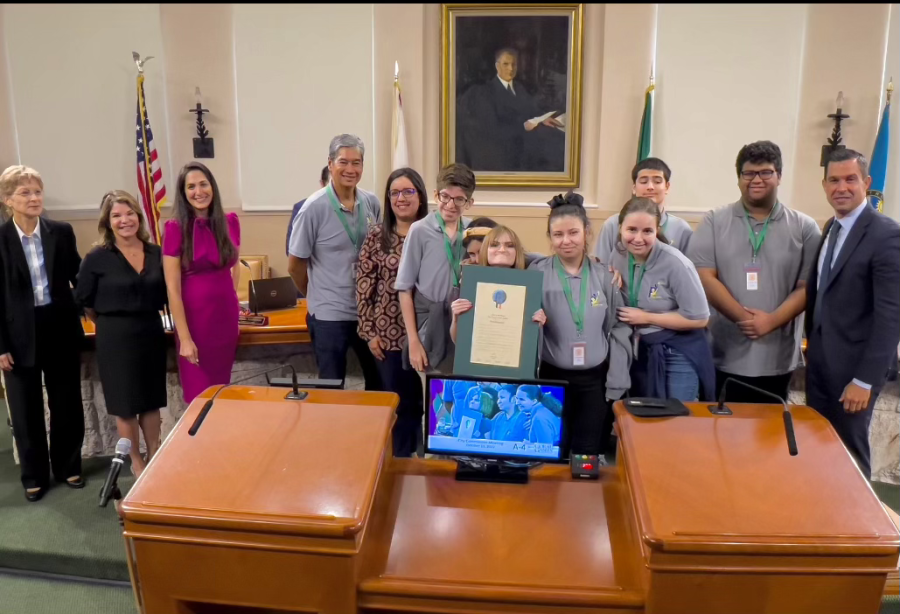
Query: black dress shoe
[
  {"left": 25, "top": 488, "right": 44, "bottom": 502},
  {"left": 62, "top": 476, "right": 86, "bottom": 489}
]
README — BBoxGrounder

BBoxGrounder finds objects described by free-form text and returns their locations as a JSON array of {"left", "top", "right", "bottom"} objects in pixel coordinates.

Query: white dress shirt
[{"left": 13, "top": 218, "right": 51, "bottom": 307}]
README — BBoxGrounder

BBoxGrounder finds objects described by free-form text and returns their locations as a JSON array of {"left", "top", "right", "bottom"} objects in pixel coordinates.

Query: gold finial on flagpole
[
  {"left": 394, "top": 61, "right": 399, "bottom": 83},
  {"left": 649, "top": 65, "right": 654, "bottom": 87},
  {"left": 132, "top": 51, "right": 155, "bottom": 74},
  {"left": 888, "top": 77, "right": 893, "bottom": 105}
]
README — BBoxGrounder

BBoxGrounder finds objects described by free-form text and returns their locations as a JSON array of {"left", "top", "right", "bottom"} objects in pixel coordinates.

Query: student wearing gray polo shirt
[
  {"left": 288, "top": 134, "right": 383, "bottom": 389},
  {"left": 529, "top": 192, "right": 632, "bottom": 457},
  {"left": 687, "top": 140, "right": 820, "bottom": 403},
  {"left": 594, "top": 158, "right": 692, "bottom": 265},
  {"left": 609, "top": 197, "right": 714, "bottom": 402},
  {"left": 396, "top": 163, "right": 475, "bottom": 373}
]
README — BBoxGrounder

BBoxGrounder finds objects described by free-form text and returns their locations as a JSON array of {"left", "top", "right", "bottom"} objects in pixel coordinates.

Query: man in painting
[{"left": 457, "top": 48, "right": 566, "bottom": 173}]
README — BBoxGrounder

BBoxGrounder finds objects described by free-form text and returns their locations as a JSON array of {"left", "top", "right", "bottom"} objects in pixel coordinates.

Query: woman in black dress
[{"left": 76, "top": 190, "right": 167, "bottom": 477}]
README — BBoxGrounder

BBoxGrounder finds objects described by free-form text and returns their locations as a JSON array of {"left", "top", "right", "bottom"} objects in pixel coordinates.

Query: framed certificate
[{"left": 453, "top": 265, "right": 543, "bottom": 380}]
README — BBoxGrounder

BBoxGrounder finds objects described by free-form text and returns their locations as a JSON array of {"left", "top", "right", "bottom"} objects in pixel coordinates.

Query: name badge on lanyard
[
  {"left": 572, "top": 342, "right": 586, "bottom": 366},
  {"left": 745, "top": 263, "right": 761, "bottom": 291}
]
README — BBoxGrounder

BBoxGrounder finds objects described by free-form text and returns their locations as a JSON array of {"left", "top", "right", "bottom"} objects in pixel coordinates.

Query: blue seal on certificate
[{"left": 492, "top": 289, "right": 507, "bottom": 308}]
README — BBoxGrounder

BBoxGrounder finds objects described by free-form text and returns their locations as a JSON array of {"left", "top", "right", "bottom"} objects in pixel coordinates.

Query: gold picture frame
[{"left": 441, "top": 3, "right": 585, "bottom": 188}]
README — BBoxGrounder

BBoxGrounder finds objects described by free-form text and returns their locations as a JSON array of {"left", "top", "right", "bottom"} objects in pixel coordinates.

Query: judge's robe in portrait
[{"left": 456, "top": 77, "right": 565, "bottom": 173}]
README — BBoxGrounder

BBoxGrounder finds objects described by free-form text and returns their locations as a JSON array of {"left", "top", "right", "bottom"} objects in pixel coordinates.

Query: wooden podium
[{"left": 122, "top": 391, "right": 899, "bottom": 614}]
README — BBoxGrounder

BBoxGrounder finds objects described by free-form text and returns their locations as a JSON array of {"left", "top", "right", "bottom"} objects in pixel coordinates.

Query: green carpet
[
  {"left": 0, "top": 571, "right": 136, "bottom": 614},
  {"left": 0, "top": 421, "right": 133, "bottom": 582}
]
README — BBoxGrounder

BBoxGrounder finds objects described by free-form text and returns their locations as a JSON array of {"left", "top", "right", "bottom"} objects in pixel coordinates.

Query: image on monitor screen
[{"left": 426, "top": 377, "right": 565, "bottom": 461}]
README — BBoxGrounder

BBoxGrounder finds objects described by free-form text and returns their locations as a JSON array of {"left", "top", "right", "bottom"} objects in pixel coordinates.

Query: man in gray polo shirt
[
  {"left": 288, "top": 134, "right": 383, "bottom": 389},
  {"left": 687, "top": 140, "right": 820, "bottom": 402},
  {"left": 594, "top": 158, "right": 693, "bottom": 264}
]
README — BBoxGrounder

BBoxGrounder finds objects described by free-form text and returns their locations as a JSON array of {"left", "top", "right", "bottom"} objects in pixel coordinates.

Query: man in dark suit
[
  {"left": 0, "top": 165, "right": 85, "bottom": 501},
  {"left": 805, "top": 149, "right": 900, "bottom": 479},
  {"left": 457, "top": 48, "right": 565, "bottom": 172}
]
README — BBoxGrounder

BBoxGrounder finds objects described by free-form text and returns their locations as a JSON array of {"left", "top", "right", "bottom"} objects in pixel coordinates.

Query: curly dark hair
[{"left": 735, "top": 140, "right": 782, "bottom": 178}]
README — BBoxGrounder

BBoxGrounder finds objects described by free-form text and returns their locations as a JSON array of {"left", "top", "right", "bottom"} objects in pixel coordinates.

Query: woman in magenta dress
[{"left": 163, "top": 162, "right": 241, "bottom": 404}]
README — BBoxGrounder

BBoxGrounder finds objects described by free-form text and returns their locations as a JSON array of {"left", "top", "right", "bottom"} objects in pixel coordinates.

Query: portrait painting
[{"left": 441, "top": 3, "right": 584, "bottom": 188}]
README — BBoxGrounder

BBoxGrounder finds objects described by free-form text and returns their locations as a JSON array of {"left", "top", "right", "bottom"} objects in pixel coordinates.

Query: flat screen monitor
[{"left": 424, "top": 374, "right": 567, "bottom": 463}]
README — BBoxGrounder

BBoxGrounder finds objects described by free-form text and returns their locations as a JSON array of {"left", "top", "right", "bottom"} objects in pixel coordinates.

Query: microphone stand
[
  {"left": 709, "top": 377, "right": 799, "bottom": 456},
  {"left": 189, "top": 364, "right": 308, "bottom": 436}
]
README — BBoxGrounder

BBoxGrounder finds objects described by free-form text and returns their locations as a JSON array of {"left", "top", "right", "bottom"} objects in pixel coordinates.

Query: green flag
[{"left": 637, "top": 83, "right": 654, "bottom": 163}]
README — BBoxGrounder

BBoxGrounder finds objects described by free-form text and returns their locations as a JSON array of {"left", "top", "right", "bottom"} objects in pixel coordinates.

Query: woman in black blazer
[
  {"left": 77, "top": 190, "right": 167, "bottom": 478},
  {"left": 0, "top": 165, "right": 85, "bottom": 502}
]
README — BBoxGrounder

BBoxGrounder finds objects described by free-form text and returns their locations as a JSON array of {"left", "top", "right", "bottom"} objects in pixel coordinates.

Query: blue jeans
[{"left": 665, "top": 346, "right": 699, "bottom": 402}]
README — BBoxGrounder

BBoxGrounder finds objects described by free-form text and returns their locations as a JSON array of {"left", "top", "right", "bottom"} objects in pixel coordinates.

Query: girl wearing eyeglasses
[
  {"left": 396, "top": 164, "right": 475, "bottom": 373},
  {"left": 356, "top": 168, "right": 429, "bottom": 457}
]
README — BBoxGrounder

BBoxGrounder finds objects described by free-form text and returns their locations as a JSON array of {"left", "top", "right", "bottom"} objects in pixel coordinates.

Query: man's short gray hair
[
  {"left": 495, "top": 47, "right": 518, "bottom": 62},
  {"left": 328, "top": 134, "right": 365, "bottom": 162}
]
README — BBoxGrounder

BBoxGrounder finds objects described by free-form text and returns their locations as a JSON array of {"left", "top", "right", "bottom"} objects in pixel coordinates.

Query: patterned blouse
[{"left": 356, "top": 225, "right": 408, "bottom": 351}]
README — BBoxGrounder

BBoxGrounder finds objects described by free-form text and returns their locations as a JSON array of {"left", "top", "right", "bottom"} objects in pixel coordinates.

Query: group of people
[
  {"left": 0, "top": 161, "right": 242, "bottom": 501},
  {"left": 0, "top": 129, "right": 896, "bottom": 502},
  {"left": 287, "top": 134, "right": 899, "bottom": 479}
]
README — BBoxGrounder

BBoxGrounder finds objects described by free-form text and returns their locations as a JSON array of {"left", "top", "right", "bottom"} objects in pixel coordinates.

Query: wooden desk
[
  {"left": 81, "top": 301, "right": 310, "bottom": 346},
  {"left": 123, "top": 392, "right": 899, "bottom": 614}
]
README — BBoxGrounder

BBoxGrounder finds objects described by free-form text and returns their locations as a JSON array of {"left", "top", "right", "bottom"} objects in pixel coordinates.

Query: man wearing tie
[
  {"left": 456, "top": 48, "right": 564, "bottom": 172},
  {"left": 805, "top": 148, "right": 900, "bottom": 479}
]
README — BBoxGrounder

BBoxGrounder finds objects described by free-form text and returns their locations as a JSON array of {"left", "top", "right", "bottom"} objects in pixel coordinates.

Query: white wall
[
  {"left": 883, "top": 4, "right": 899, "bottom": 221},
  {"left": 654, "top": 4, "right": 808, "bottom": 212},
  {"left": 2, "top": 4, "right": 169, "bottom": 210},
  {"left": 233, "top": 4, "right": 375, "bottom": 210}
]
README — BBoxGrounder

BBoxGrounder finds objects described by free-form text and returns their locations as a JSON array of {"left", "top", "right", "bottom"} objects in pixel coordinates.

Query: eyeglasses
[
  {"left": 437, "top": 191, "right": 470, "bottom": 208},
  {"left": 740, "top": 170, "right": 777, "bottom": 181},
  {"left": 12, "top": 189, "right": 42, "bottom": 199},
  {"left": 389, "top": 188, "right": 418, "bottom": 201}
]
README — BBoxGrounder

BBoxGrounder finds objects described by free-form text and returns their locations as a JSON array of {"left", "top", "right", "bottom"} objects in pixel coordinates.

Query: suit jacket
[
  {"left": 805, "top": 205, "right": 900, "bottom": 389},
  {"left": 0, "top": 217, "right": 84, "bottom": 366}
]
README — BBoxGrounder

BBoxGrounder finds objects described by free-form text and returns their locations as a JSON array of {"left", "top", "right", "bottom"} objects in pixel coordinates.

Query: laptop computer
[{"left": 248, "top": 277, "right": 298, "bottom": 313}]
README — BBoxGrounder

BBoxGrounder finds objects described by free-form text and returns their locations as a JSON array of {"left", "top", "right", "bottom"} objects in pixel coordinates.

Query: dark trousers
[
  {"left": 306, "top": 314, "right": 382, "bottom": 390},
  {"left": 6, "top": 306, "right": 84, "bottom": 490},
  {"left": 715, "top": 369, "right": 793, "bottom": 404},
  {"left": 377, "top": 350, "right": 424, "bottom": 458},
  {"left": 805, "top": 329, "right": 878, "bottom": 479},
  {"left": 539, "top": 361, "right": 612, "bottom": 456}
]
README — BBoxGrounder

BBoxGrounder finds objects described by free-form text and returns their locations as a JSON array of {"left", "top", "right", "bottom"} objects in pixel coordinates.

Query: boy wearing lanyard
[
  {"left": 687, "top": 141, "right": 820, "bottom": 402},
  {"left": 594, "top": 157, "right": 693, "bottom": 265},
  {"left": 396, "top": 164, "right": 475, "bottom": 373},
  {"left": 288, "top": 134, "right": 383, "bottom": 389}
]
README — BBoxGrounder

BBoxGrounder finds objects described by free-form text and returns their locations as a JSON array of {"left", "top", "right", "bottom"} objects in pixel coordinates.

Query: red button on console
[{"left": 583, "top": 464, "right": 593, "bottom": 470}]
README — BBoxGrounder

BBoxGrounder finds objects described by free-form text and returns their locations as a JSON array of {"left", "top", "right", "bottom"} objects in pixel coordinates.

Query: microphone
[
  {"left": 188, "top": 364, "right": 308, "bottom": 437},
  {"left": 240, "top": 259, "right": 259, "bottom": 315},
  {"left": 98, "top": 438, "right": 131, "bottom": 508},
  {"left": 709, "top": 377, "right": 799, "bottom": 456}
]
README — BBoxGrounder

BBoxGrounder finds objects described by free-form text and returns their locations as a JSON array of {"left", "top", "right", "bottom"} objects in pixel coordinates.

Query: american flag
[{"left": 135, "top": 73, "right": 166, "bottom": 244}]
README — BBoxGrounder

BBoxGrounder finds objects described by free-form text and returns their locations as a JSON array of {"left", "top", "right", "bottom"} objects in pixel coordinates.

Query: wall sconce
[
  {"left": 189, "top": 87, "right": 214, "bottom": 159},
  {"left": 820, "top": 90, "right": 849, "bottom": 167}
]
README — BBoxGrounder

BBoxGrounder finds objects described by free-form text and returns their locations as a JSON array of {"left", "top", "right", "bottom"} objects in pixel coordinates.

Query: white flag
[{"left": 391, "top": 79, "right": 409, "bottom": 170}]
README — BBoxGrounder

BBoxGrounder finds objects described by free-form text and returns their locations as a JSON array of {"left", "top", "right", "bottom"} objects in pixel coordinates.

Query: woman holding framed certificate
[{"left": 528, "top": 193, "right": 633, "bottom": 457}]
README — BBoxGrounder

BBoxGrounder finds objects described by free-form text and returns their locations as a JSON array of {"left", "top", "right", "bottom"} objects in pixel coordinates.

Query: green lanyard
[
  {"left": 743, "top": 203, "right": 779, "bottom": 262},
  {"left": 325, "top": 183, "right": 367, "bottom": 252},
  {"left": 435, "top": 213, "right": 464, "bottom": 287},
  {"left": 627, "top": 253, "right": 646, "bottom": 307},
  {"left": 553, "top": 256, "right": 589, "bottom": 336}
]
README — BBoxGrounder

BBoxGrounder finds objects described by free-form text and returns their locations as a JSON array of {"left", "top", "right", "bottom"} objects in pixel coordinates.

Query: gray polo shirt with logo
[
  {"left": 594, "top": 211, "right": 693, "bottom": 265},
  {"left": 528, "top": 256, "right": 632, "bottom": 399},
  {"left": 395, "top": 213, "right": 471, "bottom": 303},
  {"left": 686, "top": 200, "right": 821, "bottom": 377},
  {"left": 289, "top": 185, "right": 382, "bottom": 321},
  {"left": 609, "top": 241, "right": 709, "bottom": 336}
]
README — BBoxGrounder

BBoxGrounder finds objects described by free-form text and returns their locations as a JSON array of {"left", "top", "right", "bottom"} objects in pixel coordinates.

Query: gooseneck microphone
[
  {"left": 99, "top": 438, "right": 131, "bottom": 508},
  {"left": 189, "top": 364, "right": 307, "bottom": 437},
  {"left": 709, "top": 377, "right": 799, "bottom": 456},
  {"left": 239, "top": 259, "right": 259, "bottom": 315}
]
